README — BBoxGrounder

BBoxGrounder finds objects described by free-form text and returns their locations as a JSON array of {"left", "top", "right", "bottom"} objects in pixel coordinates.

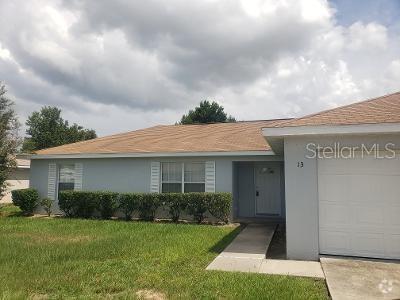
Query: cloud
[{"left": 0, "top": 0, "right": 399, "bottom": 135}]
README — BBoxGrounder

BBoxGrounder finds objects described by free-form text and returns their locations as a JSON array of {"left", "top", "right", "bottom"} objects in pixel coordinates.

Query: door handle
[{"left": 256, "top": 191, "right": 259, "bottom": 196}]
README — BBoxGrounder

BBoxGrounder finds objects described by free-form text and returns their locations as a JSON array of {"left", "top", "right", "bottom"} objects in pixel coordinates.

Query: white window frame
[{"left": 161, "top": 162, "right": 206, "bottom": 193}]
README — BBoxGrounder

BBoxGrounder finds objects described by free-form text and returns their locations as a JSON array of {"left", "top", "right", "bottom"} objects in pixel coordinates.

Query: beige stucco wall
[{"left": 1, "top": 168, "right": 30, "bottom": 203}]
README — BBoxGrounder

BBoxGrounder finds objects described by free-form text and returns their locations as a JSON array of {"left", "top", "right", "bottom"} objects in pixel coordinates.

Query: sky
[{"left": 0, "top": 0, "right": 399, "bottom": 136}]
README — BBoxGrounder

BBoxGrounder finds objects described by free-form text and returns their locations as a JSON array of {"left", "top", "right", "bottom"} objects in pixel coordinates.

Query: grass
[{"left": 0, "top": 205, "right": 329, "bottom": 299}]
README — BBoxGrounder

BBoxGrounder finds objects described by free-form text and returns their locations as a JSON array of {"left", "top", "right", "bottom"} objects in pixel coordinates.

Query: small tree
[
  {"left": 179, "top": 100, "right": 236, "bottom": 124},
  {"left": 0, "top": 83, "right": 20, "bottom": 198},
  {"left": 41, "top": 197, "right": 53, "bottom": 217}
]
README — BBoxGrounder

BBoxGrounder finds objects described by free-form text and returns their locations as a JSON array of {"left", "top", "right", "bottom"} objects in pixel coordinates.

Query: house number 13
[{"left": 297, "top": 161, "right": 304, "bottom": 168}]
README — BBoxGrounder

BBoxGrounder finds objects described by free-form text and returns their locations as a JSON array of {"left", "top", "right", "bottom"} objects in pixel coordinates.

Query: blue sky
[{"left": 332, "top": 0, "right": 400, "bottom": 27}]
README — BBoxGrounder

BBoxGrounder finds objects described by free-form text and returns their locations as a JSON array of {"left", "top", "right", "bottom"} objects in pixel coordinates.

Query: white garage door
[{"left": 318, "top": 152, "right": 400, "bottom": 259}]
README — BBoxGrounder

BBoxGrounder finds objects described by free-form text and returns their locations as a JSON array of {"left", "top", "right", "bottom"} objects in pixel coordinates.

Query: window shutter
[
  {"left": 150, "top": 162, "right": 161, "bottom": 193},
  {"left": 205, "top": 161, "right": 215, "bottom": 192},
  {"left": 74, "top": 163, "right": 83, "bottom": 191},
  {"left": 47, "top": 163, "right": 57, "bottom": 200}
]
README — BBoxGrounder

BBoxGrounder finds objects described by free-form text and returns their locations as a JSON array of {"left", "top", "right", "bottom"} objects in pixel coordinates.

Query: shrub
[
  {"left": 96, "top": 191, "right": 119, "bottom": 219},
  {"left": 59, "top": 191, "right": 97, "bottom": 218},
  {"left": 118, "top": 193, "right": 141, "bottom": 220},
  {"left": 40, "top": 197, "right": 54, "bottom": 217},
  {"left": 11, "top": 188, "right": 40, "bottom": 215},
  {"left": 58, "top": 190, "right": 75, "bottom": 217},
  {"left": 207, "top": 192, "right": 232, "bottom": 223},
  {"left": 138, "top": 193, "right": 161, "bottom": 221},
  {"left": 160, "top": 193, "right": 188, "bottom": 223},
  {"left": 187, "top": 192, "right": 209, "bottom": 223}
]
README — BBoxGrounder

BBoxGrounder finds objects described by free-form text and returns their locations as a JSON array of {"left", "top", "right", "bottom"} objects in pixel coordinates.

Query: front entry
[{"left": 255, "top": 163, "right": 281, "bottom": 216}]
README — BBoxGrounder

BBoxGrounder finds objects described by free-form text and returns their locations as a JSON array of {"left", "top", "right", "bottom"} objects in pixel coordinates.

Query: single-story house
[
  {"left": 31, "top": 92, "right": 400, "bottom": 261},
  {"left": 1, "top": 154, "right": 30, "bottom": 203}
]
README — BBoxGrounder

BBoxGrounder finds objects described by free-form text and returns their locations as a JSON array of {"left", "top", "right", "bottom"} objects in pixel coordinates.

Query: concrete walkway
[
  {"left": 321, "top": 257, "right": 400, "bottom": 300},
  {"left": 207, "top": 224, "right": 275, "bottom": 273},
  {"left": 207, "top": 224, "right": 325, "bottom": 278}
]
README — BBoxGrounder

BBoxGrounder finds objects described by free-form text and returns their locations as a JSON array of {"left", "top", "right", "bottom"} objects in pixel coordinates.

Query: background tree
[
  {"left": 179, "top": 100, "right": 236, "bottom": 124},
  {"left": 22, "top": 106, "right": 97, "bottom": 152},
  {"left": 0, "top": 83, "right": 20, "bottom": 199}
]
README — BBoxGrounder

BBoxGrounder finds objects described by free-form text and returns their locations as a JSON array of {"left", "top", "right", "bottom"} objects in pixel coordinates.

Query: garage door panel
[
  {"left": 380, "top": 177, "right": 400, "bottom": 205},
  {"left": 318, "top": 175, "right": 350, "bottom": 202},
  {"left": 354, "top": 205, "right": 385, "bottom": 227},
  {"left": 319, "top": 230, "right": 350, "bottom": 254},
  {"left": 350, "top": 233, "right": 385, "bottom": 257},
  {"left": 386, "top": 234, "right": 400, "bottom": 258},
  {"left": 319, "top": 202, "right": 351, "bottom": 227},
  {"left": 349, "top": 176, "right": 381, "bottom": 203},
  {"left": 318, "top": 154, "right": 400, "bottom": 260},
  {"left": 386, "top": 206, "right": 400, "bottom": 226}
]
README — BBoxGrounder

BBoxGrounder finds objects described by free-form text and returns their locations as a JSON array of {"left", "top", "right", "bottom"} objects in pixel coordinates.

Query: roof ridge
[
  {"left": 160, "top": 119, "right": 292, "bottom": 127},
  {"left": 275, "top": 91, "right": 400, "bottom": 127}
]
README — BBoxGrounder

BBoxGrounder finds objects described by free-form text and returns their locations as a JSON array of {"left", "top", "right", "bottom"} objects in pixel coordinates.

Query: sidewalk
[{"left": 207, "top": 223, "right": 325, "bottom": 278}]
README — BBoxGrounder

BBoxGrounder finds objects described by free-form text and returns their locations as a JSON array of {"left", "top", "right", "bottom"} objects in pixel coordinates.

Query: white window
[
  {"left": 184, "top": 162, "right": 205, "bottom": 192},
  {"left": 58, "top": 164, "right": 75, "bottom": 195},
  {"left": 161, "top": 162, "right": 206, "bottom": 193},
  {"left": 161, "top": 162, "right": 182, "bottom": 193}
]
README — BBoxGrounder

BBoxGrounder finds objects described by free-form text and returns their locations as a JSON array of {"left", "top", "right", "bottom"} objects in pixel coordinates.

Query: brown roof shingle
[
  {"left": 271, "top": 91, "right": 400, "bottom": 128},
  {"left": 36, "top": 120, "right": 288, "bottom": 155}
]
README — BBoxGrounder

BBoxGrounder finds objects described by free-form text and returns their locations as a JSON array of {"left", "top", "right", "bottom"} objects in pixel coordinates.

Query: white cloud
[
  {"left": 0, "top": 0, "right": 399, "bottom": 136},
  {"left": 347, "top": 22, "right": 388, "bottom": 51}
]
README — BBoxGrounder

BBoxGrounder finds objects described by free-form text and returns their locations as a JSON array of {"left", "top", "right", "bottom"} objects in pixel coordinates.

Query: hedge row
[{"left": 59, "top": 191, "right": 232, "bottom": 223}]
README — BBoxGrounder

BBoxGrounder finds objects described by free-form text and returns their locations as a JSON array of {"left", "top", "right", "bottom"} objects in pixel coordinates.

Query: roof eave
[
  {"left": 262, "top": 122, "right": 400, "bottom": 154},
  {"left": 31, "top": 150, "right": 276, "bottom": 159}
]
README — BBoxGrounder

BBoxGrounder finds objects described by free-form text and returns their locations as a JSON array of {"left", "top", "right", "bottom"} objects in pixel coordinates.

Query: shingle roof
[
  {"left": 270, "top": 91, "right": 400, "bottom": 128},
  {"left": 35, "top": 120, "right": 289, "bottom": 155}
]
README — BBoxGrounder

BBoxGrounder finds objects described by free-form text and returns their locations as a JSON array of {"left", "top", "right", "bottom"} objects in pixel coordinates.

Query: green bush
[
  {"left": 138, "top": 193, "right": 161, "bottom": 221},
  {"left": 58, "top": 190, "right": 75, "bottom": 217},
  {"left": 160, "top": 193, "right": 188, "bottom": 222},
  {"left": 187, "top": 192, "right": 209, "bottom": 223},
  {"left": 40, "top": 197, "right": 54, "bottom": 217},
  {"left": 57, "top": 190, "right": 232, "bottom": 224},
  {"left": 59, "top": 191, "right": 97, "bottom": 218},
  {"left": 118, "top": 193, "right": 141, "bottom": 220},
  {"left": 207, "top": 193, "right": 232, "bottom": 223},
  {"left": 11, "top": 188, "right": 40, "bottom": 215},
  {"left": 96, "top": 191, "right": 119, "bottom": 219}
]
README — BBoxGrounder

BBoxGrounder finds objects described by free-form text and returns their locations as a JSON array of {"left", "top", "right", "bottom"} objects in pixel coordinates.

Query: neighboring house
[
  {"left": 1, "top": 154, "right": 30, "bottom": 203},
  {"left": 30, "top": 92, "right": 400, "bottom": 261}
]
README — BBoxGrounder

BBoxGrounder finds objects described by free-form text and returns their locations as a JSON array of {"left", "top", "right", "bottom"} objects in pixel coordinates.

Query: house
[
  {"left": 30, "top": 91, "right": 400, "bottom": 261},
  {"left": 1, "top": 154, "right": 30, "bottom": 203}
]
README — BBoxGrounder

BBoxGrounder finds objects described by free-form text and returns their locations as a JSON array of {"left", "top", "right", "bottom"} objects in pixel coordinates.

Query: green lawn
[{"left": 0, "top": 205, "right": 329, "bottom": 299}]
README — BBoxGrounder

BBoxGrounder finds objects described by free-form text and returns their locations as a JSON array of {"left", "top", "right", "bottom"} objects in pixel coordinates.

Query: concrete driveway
[{"left": 321, "top": 257, "right": 400, "bottom": 300}]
